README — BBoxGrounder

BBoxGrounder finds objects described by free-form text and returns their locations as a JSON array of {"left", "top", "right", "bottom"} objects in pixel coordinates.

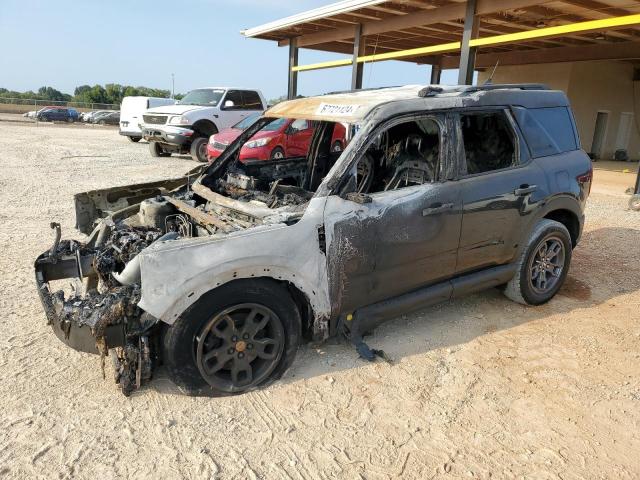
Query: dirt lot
[{"left": 0, "top": 121, "right": 639, "bottom": 480}]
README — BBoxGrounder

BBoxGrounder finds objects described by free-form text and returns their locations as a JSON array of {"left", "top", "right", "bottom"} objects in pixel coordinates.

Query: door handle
[
  {"left": 422, "top": 202, "right": 454, "bottom": 216},
  {"left": 514, "top": 184, "right": 537, "bottom": 196}
]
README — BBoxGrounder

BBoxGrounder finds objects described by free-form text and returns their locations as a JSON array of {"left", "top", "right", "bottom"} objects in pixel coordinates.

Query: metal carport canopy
[{"left": 241, "top": 0, "right": 640, "bottom": 98}]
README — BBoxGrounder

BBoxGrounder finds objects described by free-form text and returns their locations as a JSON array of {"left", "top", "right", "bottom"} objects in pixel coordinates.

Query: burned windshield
[{"left": 202, "top": 117, "right": 348, "bottom": 209}]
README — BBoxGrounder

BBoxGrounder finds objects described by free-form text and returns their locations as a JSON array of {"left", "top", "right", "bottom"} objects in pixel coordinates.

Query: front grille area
[
  {"left": 142, "top": 114, "right": 167, "bottom": 125},
  {"left": 213, "top": 141, "right": 229, "bottom": 151}
]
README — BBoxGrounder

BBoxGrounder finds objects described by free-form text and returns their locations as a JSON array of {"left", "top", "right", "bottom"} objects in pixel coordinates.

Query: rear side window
[
  {"left": 241, "top": 91, "right": 263, "bottom": 110},
  {"left": 512, "top": 106, "right": 578, "bottom": 157},
  {"left": 459, "top": 111, "right": 516, "bottom": 175}
]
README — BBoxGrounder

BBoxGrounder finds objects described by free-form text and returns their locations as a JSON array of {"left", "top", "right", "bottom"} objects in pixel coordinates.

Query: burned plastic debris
[{"left": 94, "top": 227, "right": 163, "bottom": 287}]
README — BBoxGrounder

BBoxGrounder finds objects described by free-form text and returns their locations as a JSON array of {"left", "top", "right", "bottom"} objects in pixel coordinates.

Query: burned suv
[{"left": 35, "top": 84, "right": 591, "bottom": 396}]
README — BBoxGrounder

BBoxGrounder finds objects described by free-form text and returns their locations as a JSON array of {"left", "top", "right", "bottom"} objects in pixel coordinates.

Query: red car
[{"left": 207, "top": 116, "right": 346, "bottom": 163}]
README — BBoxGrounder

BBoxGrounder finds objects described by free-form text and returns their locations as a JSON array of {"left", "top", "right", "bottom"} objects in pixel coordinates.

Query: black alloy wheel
[
  {"left": 195, "top": 303, "right": 285, "bottom": 392},
  {"left": 528, "top": 235, "right": 566, "bottom": 295}
]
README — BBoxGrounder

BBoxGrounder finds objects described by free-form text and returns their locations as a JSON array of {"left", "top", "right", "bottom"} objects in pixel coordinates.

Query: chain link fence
[{"left": 0, "top": 97, "right": 119, "bottom": 115}]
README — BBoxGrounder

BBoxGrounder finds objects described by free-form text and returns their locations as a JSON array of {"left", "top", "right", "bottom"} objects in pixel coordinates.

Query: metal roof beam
[
  {"left": 292, "top": 13, "right": 640, "bottom": 71},
  {"left": 275, "top": 0, "right": 553, "bottom": 48},
  {"left": 441, "top": 40, "right": 640, "bottom": 68}
]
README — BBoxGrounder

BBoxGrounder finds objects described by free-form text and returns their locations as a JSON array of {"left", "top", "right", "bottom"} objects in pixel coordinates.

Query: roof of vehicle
[{"left": 264, "top": 84, "right": 570, "bottom": 123}]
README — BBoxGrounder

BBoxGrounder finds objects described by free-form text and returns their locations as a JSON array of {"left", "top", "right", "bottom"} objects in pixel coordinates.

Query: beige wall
[{"left": 478, "top": 61, "right": 640, "bottom": 160}]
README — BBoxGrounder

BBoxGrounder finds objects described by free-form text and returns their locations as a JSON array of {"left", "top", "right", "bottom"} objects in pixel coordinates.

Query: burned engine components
[
  {"left": 138, "top": 196, "right": 177, "bottom": 229},
  {"left": 112, "top": 231, "right": 179, "bottom": 286}
]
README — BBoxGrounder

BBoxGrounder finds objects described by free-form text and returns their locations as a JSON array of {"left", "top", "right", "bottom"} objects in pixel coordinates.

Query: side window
[
  {"left": 460, "top": 111, "right": 516, "bottom": 175},
  {"left": 224, "top": 90, "right": 243, "bottom": 109},
  {"left": 352, "top": 117, "right": 441, "bottom": 194},
  {"left": 241, "top": 91, "right": 263, "bottom": 110},
  {"left": 512, "top": 106, "right": 578, "bottom": 157}
]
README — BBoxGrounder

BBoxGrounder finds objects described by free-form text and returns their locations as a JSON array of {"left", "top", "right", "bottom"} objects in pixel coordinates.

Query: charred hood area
[{"left": 34, "top": 117, "right": 343, "bottom": 395}]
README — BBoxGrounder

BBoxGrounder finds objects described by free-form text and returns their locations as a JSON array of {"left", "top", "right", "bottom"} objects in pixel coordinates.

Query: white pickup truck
[{"left": 140, "top": 87, "right": 267, "bottom": 162}]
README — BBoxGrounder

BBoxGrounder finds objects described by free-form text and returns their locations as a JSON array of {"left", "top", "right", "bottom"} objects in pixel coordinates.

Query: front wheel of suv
[
  {"left": 162, "top": 279, "right": 301, "bottom": 396},
  {"left": 149, "top": 141, "right": 170, "bottom": 157},
  {"left": 503, "top": 219, "right": 572, "bottom": 305}
]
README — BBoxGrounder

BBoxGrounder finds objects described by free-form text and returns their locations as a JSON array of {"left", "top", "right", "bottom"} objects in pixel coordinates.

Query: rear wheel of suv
[
  {"left": 190, "top": 137, "right": 209, "bottom": 162},
  {"left": 127, "top": 136, "right": 141, "bottom": 143},
  {"left": 149, "top": 141, "right": 170, "bottom": 157},
  {"left": 503, "top": 219, "right": 572, "bottom": 305},
  {"left": 162, "top": 279, "right": 301, "bottom": 396}
]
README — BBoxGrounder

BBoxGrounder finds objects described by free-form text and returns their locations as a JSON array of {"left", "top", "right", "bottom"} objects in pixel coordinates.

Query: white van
[{"left": 119, "top": 96, "right": 176, "bottom": 142}]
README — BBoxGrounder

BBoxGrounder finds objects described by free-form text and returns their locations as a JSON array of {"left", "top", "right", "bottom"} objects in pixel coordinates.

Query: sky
[{"left": 0, "top": 0, "right": 460, "bottom": 101}]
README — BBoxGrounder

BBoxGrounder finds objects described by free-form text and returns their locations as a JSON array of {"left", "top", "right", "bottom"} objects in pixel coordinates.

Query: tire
[
  {"left": 162, "top": 279, "right": 301, "bottom": 396},
  {"left": 98, "top": 120, "right": 106, "bottom": 125},
  {"left": 270, "top": 147, "right": 285, "bottom": 160},
  {"left": 629, "top": 194, "right": 640, "bottom": 211},
  {"left": 503, "top": 219, "right": 572, "bottom": 305},
  {"left": 66, "top": 117, "right": 73, "bottom": 123},
  {"left": 148, "top": 141, "right": 170, "bottom": 158},
  {"left": 127, "top": 136, "right": 141, "bottom": 143},
  {"left": 190, "top": 137, "right": 209, "bottom": 162}
]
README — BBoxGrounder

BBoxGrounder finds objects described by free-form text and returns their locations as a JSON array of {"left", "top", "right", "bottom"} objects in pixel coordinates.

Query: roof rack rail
[
  {"left": 464, "top": 83, "right": 549, "bottom": 93},
  {"left": 418, "top": 83, "right": 549, "bottom": 98}
]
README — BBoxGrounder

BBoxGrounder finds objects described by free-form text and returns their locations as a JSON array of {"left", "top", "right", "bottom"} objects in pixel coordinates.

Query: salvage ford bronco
[{"left": 35, "top": 84, "right": 591, "bottom": 396}]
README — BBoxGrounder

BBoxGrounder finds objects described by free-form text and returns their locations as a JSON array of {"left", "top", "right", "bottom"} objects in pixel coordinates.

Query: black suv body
[{"left": 34, "top": 84, "right": 591, "bottom": 395}]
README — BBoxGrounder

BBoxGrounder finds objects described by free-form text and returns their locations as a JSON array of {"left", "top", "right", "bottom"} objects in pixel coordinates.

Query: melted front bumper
[{"left": 34, "top": 244, "right": 128, "bottom": 355}]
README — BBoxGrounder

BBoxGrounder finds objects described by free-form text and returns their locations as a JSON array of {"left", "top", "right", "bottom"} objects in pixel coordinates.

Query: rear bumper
[
  {"left": 141, "top": 123, "right": 194, "bottom": 146},
  {"left": 119, "top": 124, "right": 142, "bottom": 137}
]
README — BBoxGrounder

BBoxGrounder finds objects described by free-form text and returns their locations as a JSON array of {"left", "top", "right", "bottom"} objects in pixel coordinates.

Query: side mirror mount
[
  {"left": 338, "top": 173, "right": 372, "bottom": 204},
  {"left": 345, "top": 192, "right": 372, "bottom": 204}
]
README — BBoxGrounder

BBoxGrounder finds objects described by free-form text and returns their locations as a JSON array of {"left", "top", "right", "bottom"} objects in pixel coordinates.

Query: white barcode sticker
[{"left": 315, "top": 103, "right": 360, "bottom": 116}]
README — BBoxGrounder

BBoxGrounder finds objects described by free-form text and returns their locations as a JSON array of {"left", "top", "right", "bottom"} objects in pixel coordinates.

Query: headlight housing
[
  {"left": 168, "top": 115, "right": 189, "bottom": 125},
  {"left": 245, "top": 138, "right": 270, "bottom": 148}
]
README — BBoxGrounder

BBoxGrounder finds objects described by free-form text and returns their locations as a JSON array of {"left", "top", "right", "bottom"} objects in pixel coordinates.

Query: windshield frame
[{"left": 201, "top": 116, "right": 358, "bottom": 199}]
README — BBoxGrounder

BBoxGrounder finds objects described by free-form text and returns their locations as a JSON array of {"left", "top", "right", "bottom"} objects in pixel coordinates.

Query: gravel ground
[{"left": 1, "top": 122, "right": 639, "bottom": 480}]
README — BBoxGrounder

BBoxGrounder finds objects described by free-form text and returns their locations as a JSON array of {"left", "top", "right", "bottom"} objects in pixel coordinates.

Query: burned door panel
[{"left": 324, "top": 182, "right": 462, "bottom": 316}]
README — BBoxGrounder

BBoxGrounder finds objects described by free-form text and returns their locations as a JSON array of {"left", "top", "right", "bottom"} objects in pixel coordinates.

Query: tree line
[{"left": 0, "top": 84, "right": 182, "bottom": 105}]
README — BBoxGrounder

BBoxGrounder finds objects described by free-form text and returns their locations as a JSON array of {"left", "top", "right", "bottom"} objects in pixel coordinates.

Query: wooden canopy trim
[{"left": 291, "top": 13, "right": 640, "bottom": 72}]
